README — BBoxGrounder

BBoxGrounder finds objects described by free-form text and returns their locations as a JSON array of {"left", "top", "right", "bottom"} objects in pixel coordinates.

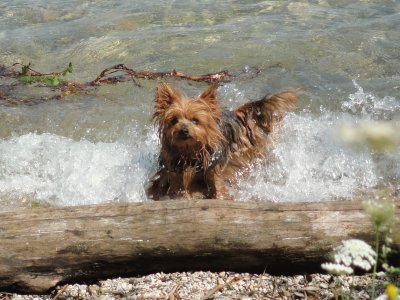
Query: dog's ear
[
  {"left": 199, "top": 83, "right": 219, "bottom": 112},
  {"left": 156, "top": 82, "right": 182, "bottom": 106},
  {"left": 154, "top": 82, "right": 182, "bottom": 117}
]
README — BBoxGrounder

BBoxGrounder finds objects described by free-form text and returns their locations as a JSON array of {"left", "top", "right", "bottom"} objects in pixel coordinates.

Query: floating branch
[
  {"left": 64, "top": 64, "right": 232, "bottom": 88},
  {"left": 7, "top": 63, "right": 231, "bottom": 87},
  {"left": 0, "top": 62, "right": 261, "bottom": 105}
]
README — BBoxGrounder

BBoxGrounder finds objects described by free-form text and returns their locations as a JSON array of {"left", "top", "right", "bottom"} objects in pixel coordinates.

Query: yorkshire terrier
[{"left": 147, "top": 82, "right": 297, "bottom": 200}]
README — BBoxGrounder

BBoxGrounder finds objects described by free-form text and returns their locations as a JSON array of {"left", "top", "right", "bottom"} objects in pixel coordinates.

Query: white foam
[{"left": 0, "top": 128, "right": 158, "bottom": 207}]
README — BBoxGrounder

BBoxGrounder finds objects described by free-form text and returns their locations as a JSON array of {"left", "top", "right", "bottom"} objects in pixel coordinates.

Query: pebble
[
  {"left": 294, "top": 291, "right": 305, "bottom": 298},
  {"left": 3, "top": 272, "right": 387, "bottom": 300},
  {"left": 217, "top": 277, "right": 224, "bottom": 285},
  {"left": 320, "top": 282, "right": 329, "bottom": 289}
]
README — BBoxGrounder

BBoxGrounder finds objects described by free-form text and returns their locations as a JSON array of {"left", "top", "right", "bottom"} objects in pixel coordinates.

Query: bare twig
[
  {"left": 200, "top": 277, "right": 239, "bottom": 300},
  {"left": 52, "top": 284, "right": 68, "bottom": 300},
  {"left": 167, "top": 283, "right": 182, "bottom": 300}
]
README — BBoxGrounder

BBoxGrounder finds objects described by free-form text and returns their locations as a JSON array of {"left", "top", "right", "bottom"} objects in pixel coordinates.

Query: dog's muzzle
[{"left": 178, "top": 127, "right": 190, "bottom": 139}]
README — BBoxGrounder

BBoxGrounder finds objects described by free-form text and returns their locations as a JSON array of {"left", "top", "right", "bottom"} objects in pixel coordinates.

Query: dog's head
[{"left": 153, "top": 82, "right": 223, "bottom": 154}]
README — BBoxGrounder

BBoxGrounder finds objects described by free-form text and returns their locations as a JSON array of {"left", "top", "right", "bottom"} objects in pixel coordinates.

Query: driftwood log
[{"left": 0, "top": 199, "right": 399, "bottom": 293}]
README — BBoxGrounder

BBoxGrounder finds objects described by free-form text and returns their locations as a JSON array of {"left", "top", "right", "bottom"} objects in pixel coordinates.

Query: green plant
[
  {"left": 381, "top": 234, "right": 400, "bottom": 289},
  {"left": 19, "top": 62, "right": 73, "bottom": 86},
  {"left": 363, "top": 198, "right": 396, "bottom": 299}
]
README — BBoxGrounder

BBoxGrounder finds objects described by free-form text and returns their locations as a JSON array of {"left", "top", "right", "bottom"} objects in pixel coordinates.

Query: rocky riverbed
[{"left": 1, "top": 271, "right": 387, "bottom": 300}]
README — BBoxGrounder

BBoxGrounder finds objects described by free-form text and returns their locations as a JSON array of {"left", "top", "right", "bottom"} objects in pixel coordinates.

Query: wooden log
[{"left": 0, "top": 199, "right": 398, "bottom": 293}]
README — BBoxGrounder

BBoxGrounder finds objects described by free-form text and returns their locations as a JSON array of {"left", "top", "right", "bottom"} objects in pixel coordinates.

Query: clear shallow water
[{"left": 0, "top": 1, "right": 399, "bottom": 210}]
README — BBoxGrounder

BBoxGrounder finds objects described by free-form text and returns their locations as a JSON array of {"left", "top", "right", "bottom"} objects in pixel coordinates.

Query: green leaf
[
  {"left": 62, "top": 62, "right": 73, "bottom": 76},
  {"left": 45, "top": 76, "right": 60, "bottom": 86},
  {"left": 21, "top": 63, "right": 31, "bottom": 76},
  {"left": 31, "top": 201, "right": 41, "bottom": 208},
  {"left": 20, "top": 75, "right": 34, "bottom": 83}
]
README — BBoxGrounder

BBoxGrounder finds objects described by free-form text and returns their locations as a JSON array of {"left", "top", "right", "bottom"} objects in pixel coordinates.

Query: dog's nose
[{"left": 178, "top": 127, "right": 190, "bottom": 139}]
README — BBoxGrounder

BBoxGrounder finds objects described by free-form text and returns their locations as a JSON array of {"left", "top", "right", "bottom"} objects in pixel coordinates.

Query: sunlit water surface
[{"left": 0, "top": 1, "right": 399, "bottom": 210}]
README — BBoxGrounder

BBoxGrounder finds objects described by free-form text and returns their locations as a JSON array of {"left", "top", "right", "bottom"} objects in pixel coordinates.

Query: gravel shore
[{"left": 1, "top": 271, "right": 386, "bottom": 300}]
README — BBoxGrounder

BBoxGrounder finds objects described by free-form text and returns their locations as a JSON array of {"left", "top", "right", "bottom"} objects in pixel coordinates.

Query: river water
[{"left": 0, "top": 1, "right": 399, "bottom": 210}]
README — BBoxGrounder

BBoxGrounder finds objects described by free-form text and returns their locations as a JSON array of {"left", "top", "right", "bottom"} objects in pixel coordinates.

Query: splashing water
[
  {"left": 236, "top": 80, "right": 399, "bottom": 202},
  {"left": 0, "top": 127, "right": 159, "bottom": 209},
  {"left": 0, "top": 81, "right": 398, "bottom": 209},
  {"left": 342, "top": 80, "right": 400, "bottom": 120},
  {"left": 236, "top": 113, "right": 378, "bottom": 202}
]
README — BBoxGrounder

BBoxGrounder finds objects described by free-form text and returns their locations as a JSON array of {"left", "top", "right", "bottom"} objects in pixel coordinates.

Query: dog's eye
[
  {"left": 191, "top": 118, "right": 199, "bottom": 125},
  {"left": 171, "top": 117, "right": 178, "bottom": 125}
]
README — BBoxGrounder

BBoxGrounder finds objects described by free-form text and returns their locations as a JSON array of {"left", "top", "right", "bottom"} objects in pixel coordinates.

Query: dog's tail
[{"left": 235, "top": 90, "right": 297, "bottom": 136}]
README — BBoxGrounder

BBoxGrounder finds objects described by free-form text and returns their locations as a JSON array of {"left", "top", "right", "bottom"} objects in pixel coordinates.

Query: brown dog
[{"left": 147, "top": 82, "right": 296, "bottom": 200}]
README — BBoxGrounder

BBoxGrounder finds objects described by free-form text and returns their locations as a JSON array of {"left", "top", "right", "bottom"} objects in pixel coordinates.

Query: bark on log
[{"left": 0, "top": 199, "right": 398, "bottom": 293}]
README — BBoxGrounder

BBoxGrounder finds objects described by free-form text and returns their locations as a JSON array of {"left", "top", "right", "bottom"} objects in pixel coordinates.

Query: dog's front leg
[
  {"left": 163, "top": 171, "right": 185, "bottom": 198},
  {"left": 147, "top": 169, "right": 170, "bottom": 200},
  {"left": 205, "top": 165, "right": 231, "bottom": 200},
  {"left": 182, "top": 167, "right": 194, "bottom": 199}
]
